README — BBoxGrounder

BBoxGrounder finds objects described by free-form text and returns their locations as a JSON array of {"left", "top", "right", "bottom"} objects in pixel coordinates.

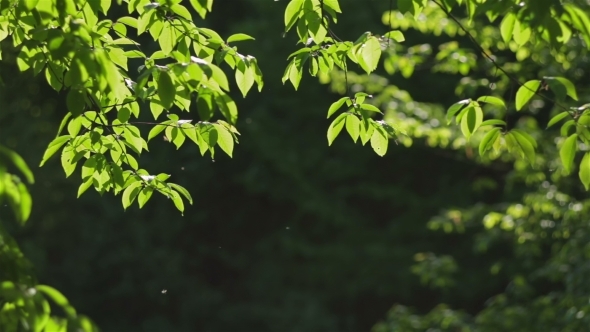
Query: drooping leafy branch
[{"left": 280, "top": 0, "right": 590, "bottom": 190}]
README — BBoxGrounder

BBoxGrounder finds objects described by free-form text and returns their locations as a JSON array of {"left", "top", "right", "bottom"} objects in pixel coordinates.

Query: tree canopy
[{"left": 2, "top": 0, "right": 590, "bottom": 330}]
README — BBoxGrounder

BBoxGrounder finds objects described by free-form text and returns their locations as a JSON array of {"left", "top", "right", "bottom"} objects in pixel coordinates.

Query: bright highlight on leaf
[
  {"left": 515, "top": 80, "right": 541, "bottom": 111},
  {"left": 560, "top": 134, "right": 578, "bottom": 174}
]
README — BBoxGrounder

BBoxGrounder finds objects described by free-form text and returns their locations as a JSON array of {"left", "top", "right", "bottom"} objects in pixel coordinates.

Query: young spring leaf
[
  {"left": 560, "top": 133, "right": 578, "bottom": 174},
  {"left": 327, "top": 113, "right": 347, "bottom": 146},
  {"left": 169, "top": 190, "right": 185, "bottom": 214},
  {"left": 477, "top": 96, "right": 506, "bottom": 109},
  {"left": 40, "top": 136, "right": 71, "bottom": 166},
  {"left": 479, "top": 127, "right": 501, "bottom": 156},
  {"left": 446, "top": 99, "right": 470, "bottom": 125},
  {"left": 547, "top": 111, "right": 570, "bottom": 128},
  {"left": 359, "top": 103, "right": 382, "bottom": 114},
  {"left": 358, "top": 36, "right": 381, "bottom": 74},
  {"left": 284, "top": 0, "right": 304, "bottom": 32},
  {"left": 480, "top": 119, "right": 506, "bottom": 127},
  {"left": 383, "top": 30, "right": 405, "bottom": 42},
  {"left": 370, "top": 126, "right": 388, "bottom": 156},
  {"left": 0, "top": 146, "right": 34, "bottom": 183},
  {"left": 580, "top": 152, "right": 590, "bottom": 190},
  {"left": 168, "top": 183, "right": 193, "bottom": 205},
  {"left": 510, "top": 130, "right": 536, "bottom": 164},
  {"left": 122, "top": 181, "right": 143, "bottom": 210},
  {"left": 214, "top": 124, "right": 234, "bottom": 157},
  {"left": 235, "top": 59, "right": 254, "bottom": 98},
  {"left": 545, "top": 76, "right": 578, "bottom": 101},
  {"left": 138, "top": 187, "right": 154, "bottom": 208},
  {"left": 460, "top": 105, "right": 483, "bottom": 140},
  {"left": 345, "top": 114, "right": 360, "bottom": 142},
  {"left": 227, "top": 33, "right": 255, "bottom": 43},
  {"left": 500, "top": 12, "right": 516, "bottom": 43},
  {"left": 327, "top": 97, "right": 349, "bottom": 118},
  {"left": 515, "top": 80, "right": 541, "bottom": 111}
]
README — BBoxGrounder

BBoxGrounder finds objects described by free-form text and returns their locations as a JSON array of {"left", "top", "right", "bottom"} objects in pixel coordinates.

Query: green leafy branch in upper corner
[
  {"left": 2, "top": 0, "right": 263, "bottom": 214},
  {"left": 281, "top": 0, "right": 405, "bottom": 156},
  {"left": 0, "top": 146, "right": 98, "bottom": 331}
]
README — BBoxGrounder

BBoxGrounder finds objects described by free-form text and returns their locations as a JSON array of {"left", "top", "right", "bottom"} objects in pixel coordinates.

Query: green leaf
[
  {"left": 547, "top": 111, "right": 570, "bottom": 128},
  {"left": 168, "top": 183, "right": 193, "bottom": 205},
  {"left": 359, "top": 103, "right": 382, "bottom": 114},
  {"left": 345, "top": 114, "right": 360, "bottom": 142},
  {"left": 358, "top": 36, "right": 381, "bottom": 74},
  {"left": 479, "top": 127, "right": 501, "bottom": 156},
  {"left": 515, "top": 80, "right": 541, "bottom": 111},
  {"left": 77, "top": 178, "right": 93, "bottom": 198},
  {"left": 370, "top": 126, "right": 388, "bottom": 156},
  {"left": 60, "top": 145, "right": 78, "bottom": 178},
  {"left": 215, "top": 93, "right": 238, "bottom": 124},
  {"left": 214, "top": 124, "right": 234, "bottom": 157},
  {"left": 123, "top": 50, "right": 146, "bottom": 58},
  {"left": 500, "top": 13, "right": 516, "bottom": 43},
  {"left": 579, "top": 152, "right": 590, "bottom": 190},
  {"left": 23, "top": 0, "right": 39, "bottom": 10},
  {"left": 138, "top": 187, "right": 154, "bottom": 208},
  {"left": 561, "top": 120, "right": 576, "bottom": 136},
  {"left": 446, "top": 99, "right": 469, "bottom": 125},
  {"left": 560, "top": 134, "right": 578, "bottom": 174},
  {"left": 512, "top": 20, "right": 531, "bottom": 45},
  {"left": 327, "top": 96, "right": 349, "bottom": 118},
  {"left": 544, "top": 76, "right": 578, "bottom": 101},
  {"left": 36, "top": 285, "right": 76, "bottom": 317},
  {"left": 480, "top": 119, "right": 506, "bottom": 127},
  {"left": 511, "top": 130, "right": 536, "bottom": 164},
  {"left": 383, "top": 30, "right": 404, "bottom": 42},
  {"left": 477, "top": 96, "right": 506, "bottom": 109},
  {"left": 288, "top": 57, "right": 304, "bottom": 90},
  {"left": 284, "top": 0, "right": 304, "bottom": 32},
  {"left": 170, "top": 4, "right": 192, "bottom": 20},
  {"left": 117, "top": 16, "right": 138, "bottom": 28},
  {"left": 40, "top": 136, "right": 70, "bottom": 166},
  {"left": 0, "top": 146, "right": 34, "bottom": 183},
  {"left": 122, "top": 181, "right": 143, "bottom": 210},
  {"left": 460, "top": 105, "right": 483, "bottom": 139},
  {"left": 323, "top": 0, "right": 341, "bottom": 13},
  {"left": 235, "top": 59, "right": 254, "bottom": 98},
  {"left": 170, "top": 190, "right": 185, "bottom": 213},
  {"left": 227, "top": 33, "right": 255, "bottom": 43},
  {"left": 157, "top": 71, "right": 175, "bottom": 110},
  {"left": 327, "top": 113, "right": 347, "bottom": 146}
]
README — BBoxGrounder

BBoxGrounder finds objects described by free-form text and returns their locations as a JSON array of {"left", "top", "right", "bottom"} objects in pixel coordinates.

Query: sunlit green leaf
[
  {"left": 122, "top": 181, "right": 143, "bottom": 210},
  {"left": 327, "top": 113, "right": 347, "bottom": 146},
  {"left": 327, "top": 97, "right": 349, "bottom": 118},
  {"left": 370, "top": 126, "right": 388, "bottom": 156},
  {"left": 580, "top": 152, "right": 590, "bottom": 190},
  {"left": 547, "top": 111, "right": 571, "bottom": 128},
  {"left": 345, "top": 114, "right": 360, "bottom": 143},
  {"left": 515, "top": 80, "right": 541, "bottom": 111},
  {"left": 40, "top": 136, "right": 70, "bottom": 166},
  {"left": 227, "top": 33, "right": 255, "bottom": 43},
  {"left": 479, "top": 127, "right": 501, "bottom": 156},
  {"left": 560, "top": 133, "right": 578, "bottom": 174}
]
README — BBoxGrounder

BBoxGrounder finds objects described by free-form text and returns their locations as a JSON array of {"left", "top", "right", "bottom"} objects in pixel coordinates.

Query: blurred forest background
[{"left": 2, "top": 0, "right": 590, "bottom": 331}]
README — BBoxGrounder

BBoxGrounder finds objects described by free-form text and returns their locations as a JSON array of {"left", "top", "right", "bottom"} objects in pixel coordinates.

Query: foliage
[
  {"left": 1, "top": 0, "right": 590, "bottom": 330},
  {"left": 0, "top": 146, "right": 98, "bottom": 331}
]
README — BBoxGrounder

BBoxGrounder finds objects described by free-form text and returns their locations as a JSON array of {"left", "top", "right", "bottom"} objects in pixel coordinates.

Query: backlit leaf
[
  {"left": 560, "top": 134, "right": 578, "bottom": 174},
  {"left": 515, "top": 80, "right": 541, "bottom": 111},
  {"left": 327, "top": 113, "right": 347, "bottom": 146}
]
